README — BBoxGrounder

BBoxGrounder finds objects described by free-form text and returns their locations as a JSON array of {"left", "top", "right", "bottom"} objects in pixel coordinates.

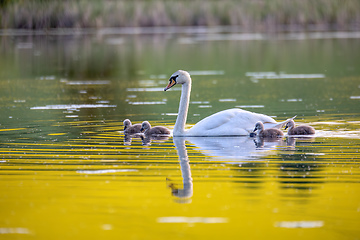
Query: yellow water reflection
[{"left": 1, "top": 120, "right": 359, "bottom": 240}]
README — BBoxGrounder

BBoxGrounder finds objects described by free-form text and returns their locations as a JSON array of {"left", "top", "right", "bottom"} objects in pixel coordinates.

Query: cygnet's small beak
[
  {"left": 249, "top": 132, "right": 256, "bottom": 137},
  {"left": 284, "top": 125, "right": 289, "bottom": 130},
  {"left": 164, "top": 78, "right": 176, "bottom": 91},
  {"left": 123, "top": 126, "right": 127, "bottom": 131},
  {"left": 253, "top": 127, "right": 257, "bottom": 132},
  {"left": 140, "top": 127, "right": 144, "bottom": 132}
]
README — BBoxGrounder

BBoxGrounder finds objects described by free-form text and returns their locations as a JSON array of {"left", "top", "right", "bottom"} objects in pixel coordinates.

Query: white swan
[{"left": 164, "top": 70, "right": 295, "bottom": 137}]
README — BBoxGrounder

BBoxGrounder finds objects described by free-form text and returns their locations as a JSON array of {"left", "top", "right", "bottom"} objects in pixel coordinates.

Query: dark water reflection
[{"left": 0, "top": 30, "right": 360, "bottom": 239}]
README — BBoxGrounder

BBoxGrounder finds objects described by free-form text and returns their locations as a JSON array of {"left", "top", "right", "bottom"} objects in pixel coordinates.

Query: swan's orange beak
[{"left": 164, "top": 78, "right": 177, "bottom": 91}]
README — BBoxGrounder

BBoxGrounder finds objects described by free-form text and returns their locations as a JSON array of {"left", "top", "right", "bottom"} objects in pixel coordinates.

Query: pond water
[{"left": 0, "top": 29, "right": 360, "bottom": 239}]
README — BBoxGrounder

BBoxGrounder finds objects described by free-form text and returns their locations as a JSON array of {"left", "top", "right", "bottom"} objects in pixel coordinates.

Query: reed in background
[{"left": 1, "top": 0, "right": 359, "bottom": 31}]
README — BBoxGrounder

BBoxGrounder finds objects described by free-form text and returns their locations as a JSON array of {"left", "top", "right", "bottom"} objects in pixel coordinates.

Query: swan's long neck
[{"left": 173, "top": 80, "right": 191, "bottom": 136}]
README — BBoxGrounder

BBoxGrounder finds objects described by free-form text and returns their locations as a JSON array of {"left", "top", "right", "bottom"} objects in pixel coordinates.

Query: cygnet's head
[
  {"left": 140, "top": 121, "right": 151, "bottom": 133},
  {"left": 285, "top": 119, "right": 295, "bottom": 130},
  {"left": 253, "top": 121, "right": 264, "bottom": 132},
  {"left": 164, "top": 70, "right": 191, "bottom": 91},
  {"left": 123, "top": 119, "right": 131, "bottom": 130}
]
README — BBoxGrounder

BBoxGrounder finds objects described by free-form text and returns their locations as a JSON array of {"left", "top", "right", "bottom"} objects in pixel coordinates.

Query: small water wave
[
  {"left": 31, "top": 104, "right": 116, "bottom": 110},
  {"left": 188, "top": 70, "right": 225, "bottom": 76},
  {"left": 0, "top": 228, "right": 31, "bottom": 234},
  {"left": 65, "top": 80, "right": 111, "bottom": 85},
  {"left": 191, "top": 101, "right": 210, "bottom": 104},
  {"left": 157, "top": 217, "right": 228, "bottom": 224},
  {"left": 101, "top": 224, "right": 113, "bottom": 230},
  {"left": 77, "top": 169, "right": 138, "bottom": 174},
  {"left": 179, "top": 33, "right": 263, "bottom": 42},
  {"left": 315, "top": 130, "right": 360, "bottom": 139},
  {"left": 127, "top": 87, "right": 181, "bottom": 92},
  {"left": 138, "top": 80, "right": 157, "bottom": 87},
  {"left": 246, "top": 72, "right": 325, "bottom": 80},
  {"left": 38, "top": 76, "right": 56, "bottom": 80},
  {"left": 219, "top": 99, "right": 236, "bottom": 102},
  {"left": 179, "top": 32, "right": 360, "bottom": 43},
  {"left": 161, "top": 113, "right": 178, "bottom": 116},
  {"left": 150, "top": 74, "right": 167, "bottom": 79},
  {"left": 48, "top": 133, "right": 67, "bottom": 136},
  {"left": 305, "top": 153, "right": 326, "bottom": 156},
  {"left": 236, "top": 105, "right": 264, "bottom": 108},
  {"left": 312, "top": 121, "right": 345, "bottom": 125},
  {"left": 275, "top": 221, "right": 323, "bottom": 228},
  {"left": 350, "top": 96, "right": 360, "bottom": 99},
  {"left": 128, "top": 101, "right": 166, "bottom": 105},
  {"left": 287, "top": 31, "right": 360, "bottom": 40},
  {"left": 285, "top": 98, "right": 303, "bottom": 102},
  {"left": 0, "top": 128, "right": 27, "bottom": 132}
]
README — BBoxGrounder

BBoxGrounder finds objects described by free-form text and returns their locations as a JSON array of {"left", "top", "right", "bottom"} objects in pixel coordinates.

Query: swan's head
[
  {"left": 253, "top": 121, "right": 264, "bottom": 132},
  {"left": 285, "top": 119, "right": 295, "bottom": 130},
  {"left": 140, "top": 121, "right": 151, "bottom": 133},
  {"left": 164, "top": 70, "right": 191, "bottom": 91},
  {"left": 123, "top": 119, "right": 131, "bottom": 131}
]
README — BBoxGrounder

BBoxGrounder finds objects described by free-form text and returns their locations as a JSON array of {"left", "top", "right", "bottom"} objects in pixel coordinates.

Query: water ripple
[
  {"left": 157, "top": 217, "right": 228, "bottom": 224},
  {"left": 30, "top": 104, "right": 116, "bottom": 110}
]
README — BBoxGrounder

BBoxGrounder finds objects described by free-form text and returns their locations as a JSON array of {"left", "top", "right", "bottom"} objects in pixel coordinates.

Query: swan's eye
[{"left": 170, "top": 75, "right": 179, "bottom": 82}]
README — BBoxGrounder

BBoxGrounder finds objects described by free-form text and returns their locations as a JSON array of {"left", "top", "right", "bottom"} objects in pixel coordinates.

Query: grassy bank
[{"left": 1, "top": 0, "right": 360, "bottom": 31}]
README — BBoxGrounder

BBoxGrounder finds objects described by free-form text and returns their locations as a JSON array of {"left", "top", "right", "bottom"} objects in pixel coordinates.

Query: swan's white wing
[{"left": 186, "top": 108, "right": 277, "bottom": 136}]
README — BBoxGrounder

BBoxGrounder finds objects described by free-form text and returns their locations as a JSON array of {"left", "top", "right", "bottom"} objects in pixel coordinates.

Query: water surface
[{"left": 0, "top": 30, "right": 360, "bottom": 239}]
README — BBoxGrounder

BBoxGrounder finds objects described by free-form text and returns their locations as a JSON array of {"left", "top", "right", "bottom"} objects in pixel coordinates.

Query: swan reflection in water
[
  {"left": 168, "top": 137, "right": 194, "bottom": 203},
  {"left": 187, "top": 136, "right": 285, "bottom": 161},
  {"left": 124, "top": 133, "right": 314, "bottom": 201},
  {"left": 123, "top": 133, "right": 193, "bottom": 201},
  {"left": 167, "top": 136, "right": 287, "bottom": 202},
  {"left": 169, "top": 136, "right": 318, "bottom": 202}
]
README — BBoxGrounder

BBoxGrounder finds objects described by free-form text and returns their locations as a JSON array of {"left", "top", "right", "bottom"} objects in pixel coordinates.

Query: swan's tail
[{"left": 263, "top": 115, "right": 296, "bottom": 130}]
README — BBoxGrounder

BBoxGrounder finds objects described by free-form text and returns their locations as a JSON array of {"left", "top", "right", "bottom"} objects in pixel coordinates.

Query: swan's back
[{"left": 186, "top": 108, "right": 279, "bottom": 136}]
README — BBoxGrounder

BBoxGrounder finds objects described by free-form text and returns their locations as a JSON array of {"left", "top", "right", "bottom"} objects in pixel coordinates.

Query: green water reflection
[{"left": 0, "top": 30, "right": 360, "bottom": 239}]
